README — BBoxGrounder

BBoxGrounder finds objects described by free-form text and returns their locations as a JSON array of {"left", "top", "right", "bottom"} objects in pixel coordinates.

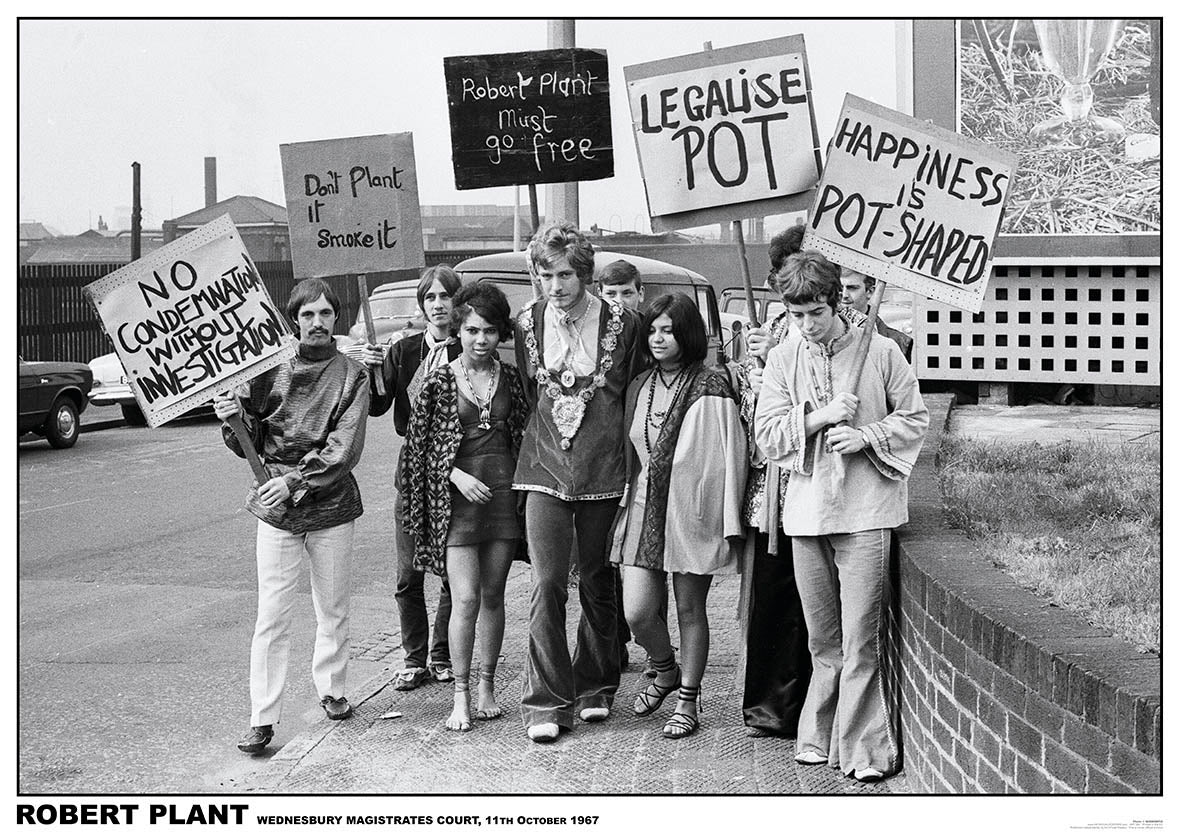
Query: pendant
[
  {"left": 551, "top": 394, "right": 587, "bottom": 450},
  {"left": 560, "top": 368, "right": 576, "bottom": 389},
  {"left": 478, "top": 408, "right": 492, "bottom": 430}
]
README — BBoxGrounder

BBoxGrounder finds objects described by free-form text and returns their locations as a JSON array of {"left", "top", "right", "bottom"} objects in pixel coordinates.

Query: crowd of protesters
[{"left": 217, "top": 220, "right": 928, "bottom": 783}]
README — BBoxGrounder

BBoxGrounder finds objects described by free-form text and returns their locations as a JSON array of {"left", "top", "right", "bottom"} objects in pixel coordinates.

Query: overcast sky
[{"left": 19, "top": 18, "right": 903, "bottom": 236}]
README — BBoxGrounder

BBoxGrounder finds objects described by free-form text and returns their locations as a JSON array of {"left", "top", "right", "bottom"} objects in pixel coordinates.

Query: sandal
[
  {"left": 661, "top": 685, "right": 701, "bottom": 739},
  {"left": 633, "top": 671, "right": 681, "bottom": 716},
  {"left": 662, "top": 711, "right": 700, "bottom": 739}
]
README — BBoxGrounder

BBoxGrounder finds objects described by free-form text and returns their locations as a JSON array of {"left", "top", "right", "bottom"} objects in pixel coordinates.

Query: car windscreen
[{"left": 359, "top": 293, "right": 419, "bottom": 323}]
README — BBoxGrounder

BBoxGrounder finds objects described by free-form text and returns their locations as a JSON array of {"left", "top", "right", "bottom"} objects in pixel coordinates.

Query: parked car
[
  {"left": 345, "top": 278, "right": 424, "bottom": 346},
  {"left": 454, "top": 250, "right": 727, "bottom": 366},
  {"left": 88, "top": 352, "right": 219, "bottom": 426},
  {"left": 18, "top": 356, "right": 92, "bottom": 448},
  {"left": 719, "top": 285, "right": 916, "bottom": 363}
]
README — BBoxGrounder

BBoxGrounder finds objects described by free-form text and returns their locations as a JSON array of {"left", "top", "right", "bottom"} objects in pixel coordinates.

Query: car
[
  {"left": 18, "top": 356, "right": 93, "bottom": 448},
  {"left": 453, "top": 249, "right": 727, "bottom": 366},
  {"left": 345, "top": 278, "right": 424, "bottom": 346},
  {"left": 88, "top": 352, "right": 220, "bottom": 426}
]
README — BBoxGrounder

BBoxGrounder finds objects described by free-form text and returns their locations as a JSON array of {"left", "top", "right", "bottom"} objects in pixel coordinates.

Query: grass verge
[{"left": 939, "top": 435, "right": 1160, "bottom": 653}]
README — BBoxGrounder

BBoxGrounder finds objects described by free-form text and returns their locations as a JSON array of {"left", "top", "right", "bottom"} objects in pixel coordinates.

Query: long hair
[
  {"left": 416, "top": 264, "right": 462, "bottom": 309},
  {"left": 639, "top": 293, "right": 707, "bottom": 366}
]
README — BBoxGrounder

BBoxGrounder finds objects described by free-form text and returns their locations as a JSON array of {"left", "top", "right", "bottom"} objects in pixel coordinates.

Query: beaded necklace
[
  {"left": 521, "top": 300, "right": 624, "bottom": 450},
  {"left": 457, "top": 356, "right": 500, "bottom": 430},
  {"left": 643, "top": 365, "right": 690, "bottom": 459}
]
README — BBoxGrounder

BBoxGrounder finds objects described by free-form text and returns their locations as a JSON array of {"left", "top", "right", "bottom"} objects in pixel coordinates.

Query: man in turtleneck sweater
[{"left": 214, "top": 277, "right": 370, "bottom": 756}]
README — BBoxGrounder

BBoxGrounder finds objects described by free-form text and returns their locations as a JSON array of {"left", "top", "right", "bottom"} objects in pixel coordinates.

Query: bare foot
[
  {"left": 475, "top": 678, "right": 501, "bottom": 720},
  {"left": 445, "top": 691, "right": 471, "bottom": 732}
]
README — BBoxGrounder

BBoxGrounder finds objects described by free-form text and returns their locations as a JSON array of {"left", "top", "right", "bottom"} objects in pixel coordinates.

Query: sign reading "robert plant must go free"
[{"left": 444, "top": 48, "right": 613, "bottom": 190}]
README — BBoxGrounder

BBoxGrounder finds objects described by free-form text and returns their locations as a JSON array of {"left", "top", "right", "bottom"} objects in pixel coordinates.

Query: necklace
[
  {"left": 521, "top": 300, "right": 624, "bottom": 450},
  {"left": 458, "top": 357, "right": 500, "bottom": 430},
  {"left": 643, "top": 366, "right": 691, "bottom": 458}
]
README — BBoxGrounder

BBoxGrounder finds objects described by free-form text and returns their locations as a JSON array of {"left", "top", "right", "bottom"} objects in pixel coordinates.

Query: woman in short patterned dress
[{"left": 401, "top": 282, "right": 530, "bottom": 731}]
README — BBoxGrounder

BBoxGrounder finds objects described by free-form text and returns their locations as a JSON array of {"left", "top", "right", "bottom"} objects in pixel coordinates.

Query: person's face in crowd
[
  {"left": 458, "top": 309, "right": 500, "bottom": 366},
  {"left": 648, "top": 313, "right": 682, "bottom": 367},
  {"left": 421, "top": 279, "right": 455, "bottom": 338},
  {"left": 296, "top": 293, "right": 337, "bottom": 347},
  {"left": 600, "top": 280, "right": 643, "bottom": 311},
  {"left": 787, "top": 299, "right": 841, "bottom": 345},
  {"left": 840, "top": 271, "right": 870, "bottom": 314},
  {"left": 538, "top": 254, "right": 587, "bottom": 313}
]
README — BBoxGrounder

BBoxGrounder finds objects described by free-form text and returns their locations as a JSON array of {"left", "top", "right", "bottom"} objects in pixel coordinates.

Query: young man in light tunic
[{"left": 753, "top": 251, "right": 928, "bottom": 781}]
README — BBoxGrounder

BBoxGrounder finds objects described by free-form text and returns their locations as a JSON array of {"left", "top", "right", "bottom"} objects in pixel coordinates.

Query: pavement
[
  {"left": 229, "top": 563, "right": 907, "bottom": 795},
  {"left": 74, "top": 398, "right": 1158, "bottom": 796}
]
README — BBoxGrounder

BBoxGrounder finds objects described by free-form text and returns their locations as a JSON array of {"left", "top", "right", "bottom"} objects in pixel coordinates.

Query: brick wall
[{"left": 895, "top": 395, "right": 1161, "bottom": 794}]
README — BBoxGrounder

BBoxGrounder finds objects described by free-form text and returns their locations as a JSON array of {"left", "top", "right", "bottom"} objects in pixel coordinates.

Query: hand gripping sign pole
[{"left": 356, "top": 274, "right": 386, "bottom": 398}]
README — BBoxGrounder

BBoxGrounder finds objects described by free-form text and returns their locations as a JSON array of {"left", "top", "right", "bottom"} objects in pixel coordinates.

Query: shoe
[
  {"left": 320, "top": 695, "right": 353, "bottom": 720},
  {"left": 428, "top": 662, "right": 454, "bottom": 683},
  {"left": 392, "top": 667, "right": 429, "bottom": 691},
  {"left": 632, "top": 673, "right": 681, "bottom": 717},
  {"left": 853, "top": 767, "right": 885, "bottom": 782},
  {"left": 661, "top": 711, "right": 700, "bottom": 739},
  {"left": 527, "top": 722, "right": 560, "bottom": 743},
  {"left": 236, "top": 725, "right": 273, "bottom": 755},
  {"left": 579, "top": 707, "right": 609, "bottom": 722},
  {"left": 795, "top": 751, "right": 827, "bottom": 765}
]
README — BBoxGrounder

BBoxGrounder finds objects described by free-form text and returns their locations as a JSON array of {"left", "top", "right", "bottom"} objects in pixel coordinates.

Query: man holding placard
[
  {"left": 215, "top": 278, "right": 371, "bottom": 755},
  {"left": 753, "top": 251, "right": 928, "bottom": 781}
]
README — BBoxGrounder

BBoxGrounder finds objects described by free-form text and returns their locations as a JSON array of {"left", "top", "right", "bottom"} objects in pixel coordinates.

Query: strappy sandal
[
  {"left": 662, "top": 684, "right": 701, "bottom": 739},
  {"left": 633, "top": 670, "right": 681, "bottom": 717},
  {"left": 662, "top": 711, "right": 700, "bottom": 739}
]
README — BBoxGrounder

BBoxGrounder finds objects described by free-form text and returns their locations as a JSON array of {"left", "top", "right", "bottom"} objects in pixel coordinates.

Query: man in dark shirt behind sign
[{"left": 214, "top": 278, "right": 370, "bottom": 755}]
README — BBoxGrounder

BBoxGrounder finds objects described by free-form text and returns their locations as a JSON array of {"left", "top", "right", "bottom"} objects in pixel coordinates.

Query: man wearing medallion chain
[{"left": 513, "top": 222, "right": 644, "bottom": 742}]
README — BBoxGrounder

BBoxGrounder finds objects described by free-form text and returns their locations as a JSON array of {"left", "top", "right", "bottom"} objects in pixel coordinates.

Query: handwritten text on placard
[
  {"left": 626, "top": 41, "right": 819, "bottom": 219},
  {"left": 84, "top": 215, "right": 294, "bottom": 427},
  {"left": 445, "top": 49, "right": 613, "bottom": 189},
  {"left": 803, "top": 95, "right": 1017, "bottom": 313},
  {"left": 281, "top": 132, "right": 425, "bottom": 279}
]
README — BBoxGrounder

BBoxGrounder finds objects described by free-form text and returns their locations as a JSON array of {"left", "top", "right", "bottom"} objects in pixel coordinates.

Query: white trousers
[{"left": 250, "top": 519, "right": 354, "bottom": 726}]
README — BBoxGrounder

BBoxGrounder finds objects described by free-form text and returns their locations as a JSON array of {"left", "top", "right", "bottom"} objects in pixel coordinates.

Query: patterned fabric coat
[{"left": 400, "top": 362, "right": 530, "bottom": 575}]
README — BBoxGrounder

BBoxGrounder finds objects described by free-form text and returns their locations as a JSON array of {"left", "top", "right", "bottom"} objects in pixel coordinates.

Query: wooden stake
[
  {"left": 357, "top": 273, "right": 386, "bottom": 398},
  {"left": 733, "top": 220, "right": 762, "bottom": 328},
  {"left": 844, "top": 280, "right": 887, "bottom": 396},
  {"left": 225, "top": 413, "right": 269, "bottom": 484}
]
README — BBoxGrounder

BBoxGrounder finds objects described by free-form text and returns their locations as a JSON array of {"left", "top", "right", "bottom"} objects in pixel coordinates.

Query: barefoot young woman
[{"left": 401, "top": 282, "right": 529, "bottom": 730}]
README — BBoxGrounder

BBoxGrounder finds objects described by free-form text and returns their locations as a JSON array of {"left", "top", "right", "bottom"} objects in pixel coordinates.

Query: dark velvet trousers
[{"left": 742, "top": 530, "right": 812, "bottom": 736}]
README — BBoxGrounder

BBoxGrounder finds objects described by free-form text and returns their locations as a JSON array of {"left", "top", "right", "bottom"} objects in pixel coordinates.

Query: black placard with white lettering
[{"left": 444, "top": 48, "right": 613, "bottom": 189}]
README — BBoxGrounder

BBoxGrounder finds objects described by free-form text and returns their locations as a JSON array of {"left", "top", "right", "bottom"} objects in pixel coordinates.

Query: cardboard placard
[
  {"left": 802, "top": 94, "right": 1018, "bottom": 313},
  {"left": 444, "top": 48, "right": 613, "bottom": 190},
  {"left": 625, "top": 35, "right": 821, "bottom": 231},
  {"left": 84, "top": 215, "right": 295, "bottom": 427},
  {"left": 280, "top": 132, "right": 425, "bottom": 279}
]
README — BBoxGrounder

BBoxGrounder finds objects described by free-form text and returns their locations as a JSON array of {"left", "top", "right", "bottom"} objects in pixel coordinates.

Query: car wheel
[
  {"left": 121, "top": 403, "right": 148, "bottom": 426},
  {"left": 44, "top": 397, "right": 80, "bottom": 449}
]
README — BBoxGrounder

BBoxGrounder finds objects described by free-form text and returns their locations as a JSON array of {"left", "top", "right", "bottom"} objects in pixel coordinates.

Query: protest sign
[
  {"left": 444, "top": 48, "right": 613, "bottom": 189},
  {"left": 802, "top": 94, "right": 1018, "bottom": 313},
  {"left": 84, "top": 215, "right": 295, "bottom": 428},
  {"left": 625, "top": 36, "right": 821, "bottom": 231},
  {"left": 280, "top": 132, "right": 424, "bottom": 279}
]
